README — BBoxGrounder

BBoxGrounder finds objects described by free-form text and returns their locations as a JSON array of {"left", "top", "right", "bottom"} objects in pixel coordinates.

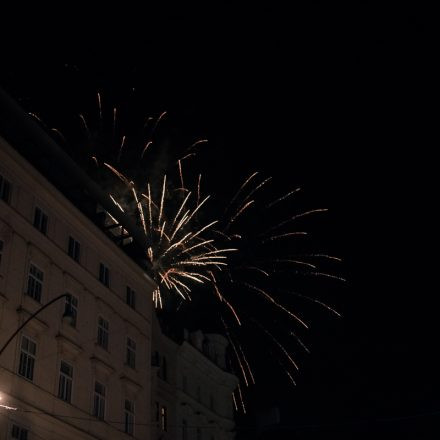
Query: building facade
[
  {"left": 0, "top": 136, "right": 155, "bottom": 439},
  {"left": 151, "top": 315, "right": 238, "bottom": 440},
  {"left": 0, "top": 89, "right": 238, "bottom": 440}
]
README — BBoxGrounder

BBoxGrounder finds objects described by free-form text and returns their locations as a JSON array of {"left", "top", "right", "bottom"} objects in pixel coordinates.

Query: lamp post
[{"left": 0, "top": 293, "right": 73, "bottom": 357}]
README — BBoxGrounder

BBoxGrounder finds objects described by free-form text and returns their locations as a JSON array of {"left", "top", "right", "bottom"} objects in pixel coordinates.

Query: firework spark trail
[
  {"left": 171, "top": 192, "right": 192, "bottom": 229},
  {"left": 261, "top": 231, "right": 307, "bottom": 243},
  {"left": 292, "top": 292, "right": 342, "bottom": 317},
  {"left": 178, "top": 160, "right": 184, "bottom": 189},
  {"left": 225, "top": 171, "right": 259, "bottom": 215},
  {"left": 255, "top": 323, "right": 299, "bottom": 371},
  {"left": 50, "top": 128, "right": 66, "bottom": 143},
  {"left": 232, "top": 392, "right": 239, "bottom": 412},
  {"left": 152, "top": 111, "right": 167, "bottom": 134},
  {"left": 244, "top": 283, "right": 308, "bottom": 329},
  {"left": 188, "top": 139, "right": 208, "bottom": 150},
  {"left": 184, "top": 220, "right": 218, "bottom": 244},
  {"left": 97, "top": 92, "right": 102, "bottom": 122},
  {"left": 228, "top": 336, "right": 250, "bottom": 386},
  {"left": 79, "top": 114, "right": 90, "bottom": 136},
  {"left": 306, "top": 254, "right": 343, "bottom": 262},
  {"left": 236, "top": 340, "right": 256, "bottom": 384},
  {"left": 147, "top": 183, "right": 153, "bottom": 230},
  {"left": 178, "top": 239, "right": 214, "bottom": 255},
  {"left": 226, "top": 200, "right": 255, "bottom": 229},
  {"left": 274, "top": 259, "right": 317, "bottom": 269},
  {"left": 144, "top": 116, "right": 154, "bottom": 128},
  {"left": 306, "top": 272, "right": 347, "bottom": 283},
  {"left": 243, "top": 266, "right": 270, "bottom": 277},
  {"left": 170, "top": 211, "right": 190, "bottom": 241},
  {"left": 117, "top": 135, "right": 126, "bottom": 162},
  {"left": 266, "top": 187, "right": 301, "bottom": 209},
  {"left": 28, "top": 112, "right": 43, "bottom": 123},
  {"left": 131, "top": 187, "right": 147, "bottom": 235},
  {"left": 162, "top": 232, "right": 193, "bottom": 257},
  {"left": 113, "top": 107, "right": 117, "bottom": 134},
  {"left": 242, "top": 177, "right": 272, "bottom": 203},
  {"left": 267, "top": 208, "right": 329, "bottom": 234},
  {"left": 197, "top": 174, "right": 202, "bottom": 206},
  {"left": 141, "top": 141, "right": 153, "bottom": 158},
  {"left": 223, "top": 298, "right": 242, "bottom": 326},
  {"left": 285, "top": 369, "right": 297, "bottom": 386},
  {"left": 109, "top": 194, "right": 125, "bottom": 212},
  {"left": 290, "top": 330, "right": 311, "bottom": 354},
  {"left": 159, "top": 221, "right": 166, "bottom": 244},
  {"left": 183, "top": 195, "right": 211, "bottom": 226},
  {"left": 237, "top": 383, "right": 247, "bottom": 414},
  {"left": 103, "top": 162, "right": 131, "bottom": 186},
  {"left": 158, "top": 175, "right": 167, "bottom": 226}
]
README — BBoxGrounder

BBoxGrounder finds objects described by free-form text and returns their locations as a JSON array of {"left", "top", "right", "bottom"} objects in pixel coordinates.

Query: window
[
  {"left": 93, "top": 381, "right": 106, "bottom": 419},
  {"left": 182, "top": 374, "right": 187, "bottom": 393},
  {"left": 58, "top": 361, "right": 73, "bottom": 403},
  {"left": 197, "top": 385, "right": 201, "bottom": 402},
  {"left": 0, "top": 239, "right": 3, "bottom": 266},
  {"left": 18, "top": 336, "right": 36, "bottom": 381},
  {"left": 26, "top": 263, "right": 43, "bottom": 302},
  {"left": 126, "top": 337, "right": 136, "bottom": 369},
  {"left": 124, "top": 399, "right": 135, "bottom": 436},
  {"left": 197, "top": 427, "right": 202, "bottom": 440},
  {"left": 33, "top": 207, "right": 48, "bottom": 234},
  {"left": 152, "top": 350, "right": 160, "bottom": 366},
  {"left": 11, "top": 424, "right": 28, "bottom": 440},
  {"left": 99, "top": 263, "right": 109, "bottom": 287},
  {"left": 97, "top": 317, "right": 109, "bottom": 350},
  {"left": 0, "top": 173, "right": 11, "bottom": 203},
  {"left": 65, "top": 294, "right": 78, "bottom": 327},
  {"left": 161, "top": 406, "right": 167, "bottom": 431},
  {"left": 210, "top": 394, "right": 215, "bottom": 411},
  {"left": 159, "top": 356, "right": 167, "bottom": 381},
  {"left": 126, "top": 286, "right": 136, "bottom": 309},
  {"left": 155, "top": 401, "right": 160, "bottom": 422},
  {"left": 182, "top": 420, "right": 188, "bottom": 440},
  {"left": 68, "top": 236, "right": 81, "bottom": 262}
]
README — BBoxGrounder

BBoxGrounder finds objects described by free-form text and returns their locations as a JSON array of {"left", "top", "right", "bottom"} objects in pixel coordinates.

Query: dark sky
[{"left": 1, "top": 4, "right": 433, "bottom": 437}]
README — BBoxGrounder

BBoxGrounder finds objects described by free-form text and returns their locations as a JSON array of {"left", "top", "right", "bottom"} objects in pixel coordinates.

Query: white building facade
[
  {"left": 0, "top": 92, "right": 238, "bottom": 440},
  {"left": 151, "top": 316, "right": 238, "bottom": 440},
  {"left": 0, "top": 136, "right": 155, "bottom": 439}
]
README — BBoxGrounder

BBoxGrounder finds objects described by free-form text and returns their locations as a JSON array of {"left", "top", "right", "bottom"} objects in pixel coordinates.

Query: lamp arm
[{"left": 0, "top": 293, "right": 69, "bottom": 357}]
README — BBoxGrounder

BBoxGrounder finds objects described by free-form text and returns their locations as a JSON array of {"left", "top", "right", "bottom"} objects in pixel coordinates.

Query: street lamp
[{"left": 0, "top": 293, "right": 74, "bottom": 357}]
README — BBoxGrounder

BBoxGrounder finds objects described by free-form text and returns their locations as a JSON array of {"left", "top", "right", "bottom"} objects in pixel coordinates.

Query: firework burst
[{"left": 36, "top": 90, "right": 345, "bottom": 413}]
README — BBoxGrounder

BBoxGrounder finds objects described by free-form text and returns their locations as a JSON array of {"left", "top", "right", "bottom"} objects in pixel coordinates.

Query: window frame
[
  {"left": 99, "top": 262, "right": 110, "bottom": 287},
  {"left": 33, "top": 206, "right": 48, "bottom": 235},
  {"left": 58, "top": 360, "right": 73, "bottom": 403},
  {"left": 65, "top": 293, "right": 78, "bottom": 328},
  {"left": 68, "top": 236, "right": 81, "bottom": 263},
  {"left": 11, "top": 423, "right": 28, "bottom": 440},
  {"left": 0, "top": 173, "right": 11, "bottom": 204},
  {"left": 124, "top": 399, "right": 135, "bottom": 436},
  {"left": 93, "top": 381, "right": 106, "bottom": 420},
  {"left": 126, "top": 286, "right": 136, "bottom": 309},
  {"left": 126, "top": 337, "right": 136, "bottom": 369},
  {"left": 97, "top": 316, "right": 109, "bottom": 350},
  {"left": 26, "top": 262, "right": 44, "bottom": 303},
  {"left": 18, "top": 335, "right": 37, "bottom": 381}
]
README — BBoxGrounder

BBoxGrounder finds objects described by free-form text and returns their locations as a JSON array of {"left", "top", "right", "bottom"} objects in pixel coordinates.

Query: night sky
[{"left": 0, "top": 4, "right": 433, "bottom": 437}]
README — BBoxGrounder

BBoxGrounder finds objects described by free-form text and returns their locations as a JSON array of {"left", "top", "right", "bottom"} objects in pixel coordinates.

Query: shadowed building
[{"left": 151, "top": 313, "right": 238, "bottom": 440}]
